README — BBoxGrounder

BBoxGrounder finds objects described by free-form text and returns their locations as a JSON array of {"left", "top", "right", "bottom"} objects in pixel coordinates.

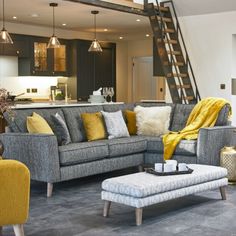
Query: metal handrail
[{"left": 160, "top": 0, "right": 201, "bottom": 102}]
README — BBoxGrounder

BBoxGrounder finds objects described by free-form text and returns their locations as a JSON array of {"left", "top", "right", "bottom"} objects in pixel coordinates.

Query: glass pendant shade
[
  {"left": 0, "top": 0, "right": 13, "bottom": 44},
  {"left": 89, "top": 10, "right": 102, "bottom": 53},
  {"left": 88, "top": 39, "right": 102, "bottom": 52},
  {"left": 47, "top": 34, "right": 60, "bottom": 48},
  {"left": 47, "top": 3, "right": 60, "bottom": 48},
  {"left": 0, "top": 28, "right": 13, "bottom": 44}
]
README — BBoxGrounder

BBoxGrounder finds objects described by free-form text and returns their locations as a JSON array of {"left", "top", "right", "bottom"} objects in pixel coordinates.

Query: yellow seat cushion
[
  {"left": 27, "top": 112, "right": 53, "bottom": 134},
  {"left": 124, "top": 110, "right": 137, "bottom": 135},
  {"left": 81, "top": 112, "right": 106, "bottom": 141}
]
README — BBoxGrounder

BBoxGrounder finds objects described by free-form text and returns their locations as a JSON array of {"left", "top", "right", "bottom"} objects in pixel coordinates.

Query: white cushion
[
  {"left": 101, "top": 110, "right": 130, "bottom": 139},
  {"left": 134, "top": 105, "right": 171, "bottom": 136}
]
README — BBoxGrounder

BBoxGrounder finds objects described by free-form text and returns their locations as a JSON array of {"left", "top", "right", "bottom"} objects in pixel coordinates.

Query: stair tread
[
  {"left": 185, "top": 96, "right": 194, "bottom": 100},
  {"left": 157, "top": 39, "right": 178, "bottom": 44},
  {"left": 164, "top": 28, "right": 175, "bottom": 33},
  {"left": 167, "top": 73, "right": 188, "bottom": 77},
  {"left": 156, "top": 5, "right": 169, "bottom": 12},
  {"left": 164, "top": 61, "right": 185, "bottom": 66},
  {"left": 167, "top": 50, "right": 181, "bottom": 55}
]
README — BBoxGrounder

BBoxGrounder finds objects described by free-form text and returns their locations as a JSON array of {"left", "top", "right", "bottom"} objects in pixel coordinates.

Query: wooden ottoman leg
[
  {"left": 13, "top": 224, "right": 24, "bottom": 236},
  {"left": 47, "top": 183, "right": 53, "bottom": 198},
  {"left": 138, "top": 165, "right": 144, "bottom": 172},
  {"left": 103, "top": 201, "right": 111, "bottom": 217},
  {"left": 220, "top": 186, "right": 226, "bottom": 200},
  {"left": 135, "top": 208, "right": 143, "bottom": 226}
]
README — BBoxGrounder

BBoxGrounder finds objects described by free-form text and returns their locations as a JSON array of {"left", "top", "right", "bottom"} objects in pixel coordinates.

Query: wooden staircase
[{"left": 145, "top": 0, "right": 200, "bottom": 104}]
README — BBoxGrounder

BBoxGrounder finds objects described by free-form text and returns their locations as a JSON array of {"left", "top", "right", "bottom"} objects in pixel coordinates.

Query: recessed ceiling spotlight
[
  {"left": 104, "top": 28, "right": 108, "bottom": 32},
  {"left": 62, "top": 23, "right": 67, "bottom": 26},
  {"left": 31, "top": 13, "right": 39, "bottom": 18},
  {"left": 146, "top": 34, "right": 150, "bottom": 37},
  {"left": 136, "top": 19, "right": 141, "bottom": 22},
  {"left": 12, "top": 16, "right": 17, "bottom": 20},
  {"left": 119, "top": 36, "right": 123, "bottom": 40}
]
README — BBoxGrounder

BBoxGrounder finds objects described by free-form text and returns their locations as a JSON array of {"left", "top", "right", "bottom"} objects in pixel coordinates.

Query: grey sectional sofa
[{"left": 0, "top": 102, "right": 234, "bottom": 197}]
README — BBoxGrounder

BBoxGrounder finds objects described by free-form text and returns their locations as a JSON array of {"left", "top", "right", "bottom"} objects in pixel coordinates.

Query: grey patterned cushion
[
  {"left": 101, "top": 110, "right": 130, "bottom": 139},
  {"left": 59, "top": 141, "right": 109, "bottom": 166},
  {"left": 106, "top": 136, "right": 147, "bottom": 157},
  {"left": 51, "top": 113, "right": 71, "bottom": 145},
  {"left": 146, "top": 136, "right": 197, "bottom": 156}
]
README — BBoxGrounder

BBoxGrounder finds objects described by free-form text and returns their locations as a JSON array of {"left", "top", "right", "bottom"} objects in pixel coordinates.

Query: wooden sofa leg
[
  {"left": 135, "top": 208, "right": 143, "bottom": 226},
  {"left": 138, "top": 165, "right": 144, "bottom": 172},
  {"left": 103, "top": 201, "right": 111, "bottom": 217},
  {"left": 47, "top": 183, "right": 53, "bottom": 198},
  {"left": 0, "top": 226, "right": 2, "bottom": 236},
  {"left": 13, "top": 224, "right": 24, "bottom": 236},
  {"left": 220, "top": 186, "right": 226, "bottom": 200}
]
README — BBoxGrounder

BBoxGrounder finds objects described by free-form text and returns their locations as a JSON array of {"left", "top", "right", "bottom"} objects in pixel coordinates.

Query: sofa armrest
[
  {"left": 0, "top": 133, "right": 60, "bottom": 183},
  {"left": 197, "top": 126, "right": 236, "bottom": 166}
]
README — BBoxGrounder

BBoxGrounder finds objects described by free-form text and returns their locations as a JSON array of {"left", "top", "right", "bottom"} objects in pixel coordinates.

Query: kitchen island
[{"left": 13, "top": 101, "right": 124, "bottom": 109}]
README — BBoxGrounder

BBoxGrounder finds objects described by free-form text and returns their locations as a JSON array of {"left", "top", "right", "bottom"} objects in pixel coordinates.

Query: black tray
[{"left": 146, "top": 167, "right": 193, "bottom": 176}]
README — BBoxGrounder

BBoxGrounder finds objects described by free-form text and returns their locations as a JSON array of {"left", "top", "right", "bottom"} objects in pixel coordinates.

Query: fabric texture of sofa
[{"left": 0, "top": 102, "right": 234, "bottom": 197}]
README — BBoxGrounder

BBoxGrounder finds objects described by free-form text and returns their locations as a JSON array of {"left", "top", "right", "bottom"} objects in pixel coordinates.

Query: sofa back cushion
[
  {"left": 4, "top": 108, "right": 64, "bottom": 133},
  {"left": 62, "top": 105, "right": 104, "bottom": 143},
  {"left": 102, "top": 103, "right": 135, "bottom": 112},
  {"left": 171, "top": 103, "right": 231, "bottom": 131}
]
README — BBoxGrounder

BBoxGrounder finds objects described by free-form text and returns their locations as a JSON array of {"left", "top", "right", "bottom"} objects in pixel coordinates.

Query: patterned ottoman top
[{"left": 102, "top": 164, "right": 227, "bottom": 198}]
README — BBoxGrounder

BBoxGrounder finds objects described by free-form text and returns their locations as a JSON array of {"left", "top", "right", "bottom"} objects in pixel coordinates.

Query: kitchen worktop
[{"left": 13, "top": 101, "right": 124, "bottom": 109}]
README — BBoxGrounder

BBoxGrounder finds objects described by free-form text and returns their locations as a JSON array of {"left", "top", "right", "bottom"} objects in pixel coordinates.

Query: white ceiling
[
  {"left": 1, "top": 0, "right": 236, "bottom": 41},
  {"left": 0, "top": 0, "right": 151, "bottom": 40}
]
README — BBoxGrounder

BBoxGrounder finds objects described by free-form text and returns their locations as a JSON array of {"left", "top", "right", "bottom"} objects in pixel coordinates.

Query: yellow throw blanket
[{"left": 163, "top": 97, "right": 231, "bottom": 160}]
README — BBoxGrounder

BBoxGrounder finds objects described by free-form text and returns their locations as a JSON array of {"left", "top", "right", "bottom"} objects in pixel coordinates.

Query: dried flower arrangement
[{"left": 0, "top": 88, "right": 15, "bottom": 119}]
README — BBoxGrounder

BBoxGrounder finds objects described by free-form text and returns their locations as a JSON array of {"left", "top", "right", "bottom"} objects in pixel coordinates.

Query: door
[{"left": 132, "top": 57, "right": 165, "bottom": 102}]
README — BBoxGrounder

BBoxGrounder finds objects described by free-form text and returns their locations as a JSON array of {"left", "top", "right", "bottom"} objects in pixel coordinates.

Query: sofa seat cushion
[
  {"left": 59, "top": 141, "right": 109, "bottom": 166},
  {"left": 107, "top": 136, "right": 147, "bottom": 158},
  {"left": 146, "top": 136, "right": 197, "bottom": 156}
]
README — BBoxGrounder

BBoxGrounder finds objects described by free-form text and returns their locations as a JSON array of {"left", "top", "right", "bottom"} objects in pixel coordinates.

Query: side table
[{"left": 220, "top": 146, "right": 236, "bottom": 184}]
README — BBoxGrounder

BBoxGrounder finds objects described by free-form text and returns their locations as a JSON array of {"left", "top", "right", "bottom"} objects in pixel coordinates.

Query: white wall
[{"left": 179, "top": 11, "right": 236, "bottom": 100}]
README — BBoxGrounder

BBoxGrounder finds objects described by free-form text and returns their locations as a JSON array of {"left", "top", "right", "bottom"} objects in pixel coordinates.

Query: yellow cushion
[
  {"left": 81, "top": 112, "right": 106, "bottom": 141},
  {"left": 27, "top": 112, "right": 53, "bottom": 134},
  {"left": 124, "top": 110, "right": 137, "bottom": 135}
]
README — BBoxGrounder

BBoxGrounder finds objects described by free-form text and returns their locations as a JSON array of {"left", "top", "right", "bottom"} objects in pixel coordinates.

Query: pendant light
[
  {"left": 88, "top": 10, "right": 102, "bottom": 53},
  {"left": 47, "top": 3, "right": 60, "bottom": 48},
  {"left": 0, "top": 0, "right": 13, "bottom": 44}
]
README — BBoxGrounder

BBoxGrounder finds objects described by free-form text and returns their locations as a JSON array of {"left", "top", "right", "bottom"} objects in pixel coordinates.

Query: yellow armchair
[{"left": 0, "top": 160, "right": 30, "bottom": 236}]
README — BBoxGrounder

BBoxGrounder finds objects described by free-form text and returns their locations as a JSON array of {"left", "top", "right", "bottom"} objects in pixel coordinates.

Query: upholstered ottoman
[{"left": 101, "top": 164, "right": 228, "bottom": 225}]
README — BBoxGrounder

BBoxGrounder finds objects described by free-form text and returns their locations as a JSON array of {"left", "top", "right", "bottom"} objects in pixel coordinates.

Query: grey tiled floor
[{"left": 2, "top": 168, "right": 236, "bottom": 236}]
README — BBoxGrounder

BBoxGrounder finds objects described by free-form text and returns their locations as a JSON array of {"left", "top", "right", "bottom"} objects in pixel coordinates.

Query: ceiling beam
[{"left": 64, "top": 0, "right": 148, "bottom": 16}]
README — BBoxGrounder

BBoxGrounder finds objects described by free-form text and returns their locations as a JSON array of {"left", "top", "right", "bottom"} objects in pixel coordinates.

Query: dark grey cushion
[
  {"left": 106, "top": 136, "right": 147, "bottom": 157},
  {"left": 59, "top": 141, "right": 109, "bottom": 166},
  {"left": 146, "top": 136, "right": 197, "bottom": 156},
  {"left": 4, "top": 108, "right": 64, "bottom": 133},
  {"left": 170, "top": 104, "right": 195, "bottom": 131},
  {"left": 135, "top": 103, "right": 176, "bottom": 130},
  {"left": 62, "top": 106, "right": 104, "bottom": 143},
  {"left": 51, "top": 113, "right": 71, "bottom": 145}
]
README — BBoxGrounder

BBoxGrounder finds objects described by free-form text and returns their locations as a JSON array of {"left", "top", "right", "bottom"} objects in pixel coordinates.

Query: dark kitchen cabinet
[
  {"left": 0, "top": 34, "right": 29, "bottom": 58},
  {"left": 19, "top": 36, "right": 69, "bottom": 76},
  {"left": 73, "top": 39, "right": 116, "bottom": 101}
]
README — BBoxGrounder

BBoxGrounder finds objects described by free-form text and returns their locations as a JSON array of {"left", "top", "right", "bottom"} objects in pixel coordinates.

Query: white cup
[
  {"left": 178, "top": 163, "right": 188, "bottom": 171},
  {"left": 163, "top": 163, "right": 175, "bottom": 172},
  {"left": 165, "top": 160, "right": 177, "bottom": 172},
  {"left": 155, "top": 163, "right": 163, "bottom": 172}
]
